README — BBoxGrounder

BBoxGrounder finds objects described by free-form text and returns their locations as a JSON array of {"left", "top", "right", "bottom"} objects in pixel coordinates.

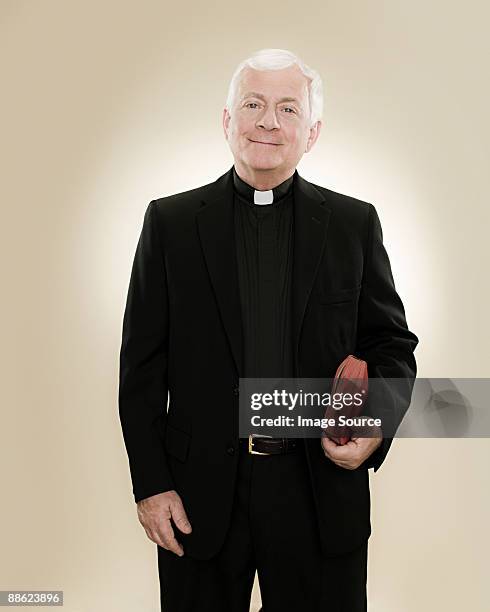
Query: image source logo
[{"left": 239, "top": 378, "right": 383, "bottom": 440}]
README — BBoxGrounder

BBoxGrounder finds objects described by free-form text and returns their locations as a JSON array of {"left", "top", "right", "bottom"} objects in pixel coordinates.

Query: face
[{"left": 223, "top": 64, "right": 321, "bottom": 183}]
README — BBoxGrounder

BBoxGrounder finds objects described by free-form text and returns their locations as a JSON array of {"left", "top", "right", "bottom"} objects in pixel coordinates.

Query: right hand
[{"left": 136, "top": 490, "right": 192, "bottom": 556}]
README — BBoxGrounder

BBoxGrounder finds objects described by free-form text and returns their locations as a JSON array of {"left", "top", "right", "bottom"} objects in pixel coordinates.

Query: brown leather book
[{"left": 323, "top": 354, "right": 368, "bottom": 445}]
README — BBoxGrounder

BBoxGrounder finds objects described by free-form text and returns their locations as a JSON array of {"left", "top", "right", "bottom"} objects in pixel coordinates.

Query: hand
[
  {"left": 321, "top": 425, "right": 383, "bottom": 470},
  {"left": 137, "top": 490, "right": 192, "bottom": 556}
]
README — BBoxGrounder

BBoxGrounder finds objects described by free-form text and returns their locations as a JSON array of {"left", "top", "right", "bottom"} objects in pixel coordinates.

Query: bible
[{"left": 322, "top": 354, "right": 369, "bottom": 445}]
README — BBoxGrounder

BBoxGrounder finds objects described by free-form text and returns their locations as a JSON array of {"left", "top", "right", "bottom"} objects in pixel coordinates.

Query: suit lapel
[
  {"left": 196, "top": 167, "right": 244, "bottom": 376},
  {"left": 196, "top": 166, "right": 332, "bottom": 378},
  {"left": 291, "top": 174, "right": 331, "bottom": 373}
]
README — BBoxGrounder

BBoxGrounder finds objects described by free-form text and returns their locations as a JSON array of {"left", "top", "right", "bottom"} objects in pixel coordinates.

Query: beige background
[{"left": 1, "top": 1, "right": 489, "bottom": 610}]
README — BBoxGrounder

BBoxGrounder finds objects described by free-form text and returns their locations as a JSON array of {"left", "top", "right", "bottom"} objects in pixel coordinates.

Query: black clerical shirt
[{"left": 233, "top": 166, "right": 296, "bottom": 380}]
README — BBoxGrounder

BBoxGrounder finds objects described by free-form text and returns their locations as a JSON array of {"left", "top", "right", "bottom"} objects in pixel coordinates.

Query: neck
[{"left": 234, "top": 161, "right": 295, "bottom": 190}]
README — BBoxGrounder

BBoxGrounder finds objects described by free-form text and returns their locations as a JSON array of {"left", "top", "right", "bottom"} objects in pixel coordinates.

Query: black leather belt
[{"left": 240, "top": 435, "right": 299, "bottom": 455}]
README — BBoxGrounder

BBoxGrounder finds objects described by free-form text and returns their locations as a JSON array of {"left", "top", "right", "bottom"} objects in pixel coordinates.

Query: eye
[
  {"left": 245, "top": 102, "right": 259, "bottom": 109},
  {"left": 283, "top": 107, "right": 297, "bottom": 114}
]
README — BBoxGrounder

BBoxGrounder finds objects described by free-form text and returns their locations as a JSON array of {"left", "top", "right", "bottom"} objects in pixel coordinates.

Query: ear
[
  {"left": 305, "top": 120, "right": 322, "bottom": 153},
  {"left": 222, "top": 108, "right": 231, "bottom": 141}
]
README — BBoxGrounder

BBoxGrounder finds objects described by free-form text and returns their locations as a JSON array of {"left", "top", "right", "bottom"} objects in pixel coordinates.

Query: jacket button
[
  {"left": 233, "top": 386, "right": 239, "bottom": 396},
  {"left": 227, "top": 446, "right": 235, "bottom": 456}
]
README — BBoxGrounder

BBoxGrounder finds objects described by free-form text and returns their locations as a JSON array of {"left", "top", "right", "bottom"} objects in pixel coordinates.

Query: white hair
[{"left": 225, "top": 48, "right": 323, "bottom": 127}]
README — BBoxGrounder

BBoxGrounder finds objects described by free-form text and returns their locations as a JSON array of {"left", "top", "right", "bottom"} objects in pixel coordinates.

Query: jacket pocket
[
  {"left": 164, "top": 423, "right": 191, "bottom": 463},
  {"left": 317, "top": 285, "right": 362, "bottom": 305}
]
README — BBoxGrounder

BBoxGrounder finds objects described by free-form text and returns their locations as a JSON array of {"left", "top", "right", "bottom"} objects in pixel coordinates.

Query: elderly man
[{"left": 119, "top": 48, "right": 418, "bottom": 611}]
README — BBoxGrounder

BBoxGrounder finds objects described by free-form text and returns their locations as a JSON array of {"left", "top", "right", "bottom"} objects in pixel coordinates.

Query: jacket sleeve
[
  {"left": 118, "top": 200, "right": 175, "bottom": 502},
  {"left": 355, "top": 203, "right": 419, "bottom": 472}
]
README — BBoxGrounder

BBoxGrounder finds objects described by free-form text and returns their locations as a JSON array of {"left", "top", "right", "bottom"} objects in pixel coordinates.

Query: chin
[{"left": 244, "top": 153, "right": 282, "bottom": 172}]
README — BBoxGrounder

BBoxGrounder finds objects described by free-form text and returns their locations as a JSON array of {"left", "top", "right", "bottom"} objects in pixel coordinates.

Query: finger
[
  {"left": 323, "top": 442, "right": 361, "bottom": 466},
  {"left": 322, "top": 437, "right": 354, "bottom": 460},
  {"left": 327, "top": 443, "right": 356, "bottom": 459},
  {"left": 159, "top": 520, "right": 184, "bottom": 556},
  {"left": 170, "top": 499, "right": 192, "bottom": 534},
  {"left": 147, "top": 527, "right": 167, "bottom": 549},
  {"left": 143, "top": 526, "right": 155, "bottom": 542},
  {"left": 322, "top": 447, "right": 350, "bottom": 466},
  {"left": 332, "top": 459, "right": 358, "bottom": 470},
  {"left": 349, "top": 437, "right": 374, "bottom": 452},
  {"left": 321, "top": 435, "right": 337, "bottom": 449},
  {"left": 143, "top": 524, "right": 169, "bottom": 550},
  {"left": 321, "top": 436, "right": 341, "bottom": 455},
  {"left": 321, "top": 441, "right": 336, "bottom": 461}
]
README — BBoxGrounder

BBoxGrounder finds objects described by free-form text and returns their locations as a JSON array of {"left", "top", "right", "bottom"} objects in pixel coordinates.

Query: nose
[{"left": 256, "top": 105, "right": 280, "bottom": 131}]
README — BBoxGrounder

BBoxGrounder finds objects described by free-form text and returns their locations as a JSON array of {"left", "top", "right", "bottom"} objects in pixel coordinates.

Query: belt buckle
[{"left": 248, "top": 434, "right": 271, "bottom": 455}]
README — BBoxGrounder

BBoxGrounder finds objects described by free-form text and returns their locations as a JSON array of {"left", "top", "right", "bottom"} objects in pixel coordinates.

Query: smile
[{"left": 249, "top": 139, "right": 281, "bottom": 146}]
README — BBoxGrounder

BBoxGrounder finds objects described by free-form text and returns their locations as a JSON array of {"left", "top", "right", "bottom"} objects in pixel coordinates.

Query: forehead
[{"left": 237, "top": 65, "right": 309, "bottom": 104}]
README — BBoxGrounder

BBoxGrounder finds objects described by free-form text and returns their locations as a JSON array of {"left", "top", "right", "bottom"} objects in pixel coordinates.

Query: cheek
[
  {"left": 282, "top": 130, "right": 305, "bottom": 154},
  {"left": 294, "top": 130, "right": 310, "bottom": 153},
  {"left": 228, "top": 116, "right": 247, "bottom": 139},
  {"left": 235, "top": 114, "right": 253, "bottom": 132}
]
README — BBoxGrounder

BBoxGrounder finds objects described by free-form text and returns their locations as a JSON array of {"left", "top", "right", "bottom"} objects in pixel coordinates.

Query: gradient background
[{"left": 1, "top": 1, "right": 489, "bottom": 610}]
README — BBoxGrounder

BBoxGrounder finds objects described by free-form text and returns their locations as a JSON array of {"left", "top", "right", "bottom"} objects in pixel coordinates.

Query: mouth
[{"left": 249, "top": 139, "right": 281, "bottom": 146}]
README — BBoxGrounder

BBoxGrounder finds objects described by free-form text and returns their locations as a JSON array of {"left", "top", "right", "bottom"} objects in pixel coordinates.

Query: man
[{"left": 119, "top": 48, "right": 419, "bottom": 611}]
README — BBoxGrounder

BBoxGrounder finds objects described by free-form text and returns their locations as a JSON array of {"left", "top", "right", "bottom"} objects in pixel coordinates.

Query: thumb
[{"left": 170, "top": 498, "right": 192, "bottom": 534}]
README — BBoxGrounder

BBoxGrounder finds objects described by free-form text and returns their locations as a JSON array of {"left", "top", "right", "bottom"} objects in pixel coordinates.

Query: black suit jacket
[{"left": 118, "top": 165, "right": 419, "bottom": 560}]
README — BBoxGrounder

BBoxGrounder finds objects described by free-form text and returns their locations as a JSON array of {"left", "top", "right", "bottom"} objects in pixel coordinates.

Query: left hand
[{"left": 321, "top": 426, "right": 383, "bottom": 470}]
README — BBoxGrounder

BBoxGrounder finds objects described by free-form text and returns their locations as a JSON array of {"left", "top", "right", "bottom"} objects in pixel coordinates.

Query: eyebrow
[{"left": 241, "top": 91, "right": 302, "bottom": 105}]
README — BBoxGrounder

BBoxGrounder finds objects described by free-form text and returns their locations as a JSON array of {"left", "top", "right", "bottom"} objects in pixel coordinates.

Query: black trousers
[{"left": 157, "top": 442, "right": 368, "bottom": 611}]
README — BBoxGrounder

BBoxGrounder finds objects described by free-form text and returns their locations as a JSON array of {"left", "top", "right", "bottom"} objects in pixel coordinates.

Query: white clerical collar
[
  {"left": 254, "top": 189, "right": 274, "bottom": 205},
  {"left": 232, "top": 166, "right": 295, "bottom": 207}
]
